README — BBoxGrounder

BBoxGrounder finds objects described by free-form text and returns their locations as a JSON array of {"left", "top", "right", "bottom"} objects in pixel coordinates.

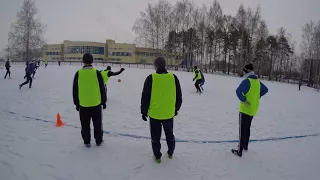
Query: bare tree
[
  {"left": 301, "top": 21, "right": 315, "bottom": 86},
  {"left": 8, "top": 0, "right": 46, "bottom": 62}
]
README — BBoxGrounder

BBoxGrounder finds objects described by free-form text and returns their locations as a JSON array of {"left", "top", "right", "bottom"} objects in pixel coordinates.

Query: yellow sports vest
[
  {"left": 194, "top": 70, "right": 202, "bottom": 80},
  {"left": 240, "top": 78, "right": 261, "bottom": 116},
  {"left": 78, "top": 68, "right": 101, "bottom": 107},
  {"left": 101, "top": 70, "right": 110, "bottom": 85},
  {"left": 148, "top": 73, "right": 176, "bottom": 120}
]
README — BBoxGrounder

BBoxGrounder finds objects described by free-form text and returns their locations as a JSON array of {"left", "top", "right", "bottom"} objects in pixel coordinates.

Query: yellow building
[{"left": 42, "top": 39, "right": 178, "bottom": 65}]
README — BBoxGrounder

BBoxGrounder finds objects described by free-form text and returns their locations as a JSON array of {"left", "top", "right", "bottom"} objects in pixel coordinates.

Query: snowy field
[{"left": 0, "top": 64, "right": 320, "bottom": 180}]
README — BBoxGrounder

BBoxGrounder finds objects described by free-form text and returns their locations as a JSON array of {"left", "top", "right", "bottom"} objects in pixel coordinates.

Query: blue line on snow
[{"left": 2, "top": 109, "right": 320, "bottom": 144}]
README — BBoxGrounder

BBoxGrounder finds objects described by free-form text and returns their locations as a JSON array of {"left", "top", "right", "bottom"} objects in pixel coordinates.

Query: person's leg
[
  {"left": 244, "top": 115, "right": 253, "bottom": 149},
  {"left": 28, "top": 76, "right": 33, "bottom": 88},
  {"left": 238, "top": 113, "right": 250, "bottom": 154},
  {"left": 79, "top": 107, "right": 91, "bottom": 145},
  {"left": 91, "top": 105, "right": 103, "bottom": 145},
  {"left": 149, "top": 118, "right": 162, "bottom": 159},
  {"left": 4, "top": 70, "right": 9, "bottom": 78},
  {"left": 8, "top": 70, "right": 10, "bottom": 78},
  {"left": 162, "top": 119, "right": 175, "bottom": 156},
  {"left": 20, "top": 74, "right": 30, "bottom": 87},
  {"left": 196, "top": 80, "right": 202, "bottom": 93}
]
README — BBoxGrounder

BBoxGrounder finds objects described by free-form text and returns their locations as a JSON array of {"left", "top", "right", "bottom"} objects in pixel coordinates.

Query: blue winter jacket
[
  {"left": 236, "top": 74, "right": 268, "bottom": 102},
  {"left": 26, "top": 63, "right": 36, "bottom": 74}
]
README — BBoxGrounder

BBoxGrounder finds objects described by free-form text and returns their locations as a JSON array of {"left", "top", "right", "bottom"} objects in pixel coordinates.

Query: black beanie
[
  {"left": 83, "top": 53, "right": 93, "bottom": 64},
  {"left": 243, "top": 63, "right": 254, "bottom": 73},
  {"left": 154, "top": 57, "right": 166, "bottom": 68}
]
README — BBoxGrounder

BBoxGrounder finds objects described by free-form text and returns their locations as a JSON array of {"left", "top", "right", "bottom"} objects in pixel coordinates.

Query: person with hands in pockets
[
  {"left": 140, "top": 57, "right": 182, "bottom": 163},
  {"left": 73, "top": 53, "right": 107, "bottom": 148}
]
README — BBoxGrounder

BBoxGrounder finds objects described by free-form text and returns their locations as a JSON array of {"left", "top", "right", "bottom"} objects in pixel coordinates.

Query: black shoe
[
  {"left": 85, "top": 143, "right": 91, "bottom": 148},
  {"left": 244, "top": 146, "right": 248, "bottom": 151},
  {"left": 231, "top": 149, "right": 242, "bottom": 157},
  {"left": 96, "top": 140, "right": 104, "bottom": 146}
]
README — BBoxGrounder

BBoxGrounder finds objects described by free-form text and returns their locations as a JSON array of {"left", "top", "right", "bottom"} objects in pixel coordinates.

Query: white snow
[{"left": 0, "top": 64, "right": 320, "bottom": 180}]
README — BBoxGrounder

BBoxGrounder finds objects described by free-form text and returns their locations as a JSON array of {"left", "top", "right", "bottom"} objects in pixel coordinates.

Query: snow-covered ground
[{"left": 0, "top": 64, "right": 320, "bottom": 180}]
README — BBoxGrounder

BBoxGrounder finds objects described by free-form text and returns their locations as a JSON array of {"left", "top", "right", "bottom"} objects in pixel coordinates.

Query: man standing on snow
[
  {"left": 231, "top": 64, "right": 268, "bottom": 157},
  {"left": 141, "top": 57, "right": 182, "bottom": 163},
  {"left": 19, "top": 61, "right": 36, "bottom": 89},
  {"left": 193, "top": 66, "right": 203, "bottom": 94},
  {"left": 4, "top": 58, "right": 11, "bottom": 79},
  {"left": 73, "top": 53, "right": 106, "bottom": 147},
  {"left": 100, "top": 66, "right": 125, "bottom": 100}
]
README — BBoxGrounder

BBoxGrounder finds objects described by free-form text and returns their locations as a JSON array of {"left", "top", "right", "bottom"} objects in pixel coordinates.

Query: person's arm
[
  {"left": 260, "top": 81, "right": 268, "bottom": 98},
  {"left": 174, "top": 74, "right": 182, "bottom": 112},
  {"left": 236, "top": 79, "right": 250, "bottom": 102},
  {"left": 108, "top": 68, "right": 125, "bottom": 77},
  {"left": 72, "top": 72, "right": 79, "bottom": 107},
  {"left": 96, "top": 70, "right": 107, "bottom": 105},
  {"left": 141, "top": 75, "right": 152, "bottom": 116}
]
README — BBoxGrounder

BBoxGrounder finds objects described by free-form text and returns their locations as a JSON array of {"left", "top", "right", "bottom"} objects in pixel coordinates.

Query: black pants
[
  {"left": 45, "top": 64, "right": 47, "bottom": 68},
  {"left": 79, "top": 106, "right": 103, "bottom": 144},
  {"left": 21, "top": 74, "right": 33, "bottom": 88},
  {"left": 299, "top": 85, "right": 301, "bottom": 91},
  {"left": 4, "top": 69, "right": 10, "bottom": 78},
  {"left": 195, "top": 80, "right": 202, "bottom": 92},
  {"left": 150, "top": 118, "right": 175, "bottom": 159},
  {"left": 238, "top": 113, "right": 253, "bottom": 153}
]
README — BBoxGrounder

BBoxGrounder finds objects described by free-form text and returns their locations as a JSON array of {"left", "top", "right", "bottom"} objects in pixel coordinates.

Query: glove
[
  {"left": 243, "top": 101, "right": 251, "bottom": 107},
  {"left": 121, "top": 68, "right": 125, "bottom": 71},
  {"left": 142, "top": 115, "right": 148, "bottom": 121},
  {"left": 102, "top": 104, "right": 107, "bottom": 109},
  {"left": 193, "top": 78, "right": 195, "bottom": 81},
  {"left": 175, "top": 111, "right": 178, "bottom": 116},
  {"left": 76, "top": 106, "right": 79, "bottom": 111}
]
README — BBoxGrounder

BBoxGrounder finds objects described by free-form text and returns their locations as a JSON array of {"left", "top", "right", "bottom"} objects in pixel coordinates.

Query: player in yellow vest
[
  {"left": 100, "top": 66, "right": 125, "bottom": 100},
  {"left": 141, "top": 57, "right": 182, "bottom": 163},
  {"left": 72, "top": 53, "right": 107, "bottom": 147},
  {"left": 193, "top": 66, "right": 203, "bottom": 94},
  {"left": 232, "top": 64, "right": 268, "bottom": 157}
]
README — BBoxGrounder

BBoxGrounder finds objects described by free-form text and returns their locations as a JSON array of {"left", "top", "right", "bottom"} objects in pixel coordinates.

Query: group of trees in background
[{"left": 133, "top": 0, "right": 320, "bottom": 88}]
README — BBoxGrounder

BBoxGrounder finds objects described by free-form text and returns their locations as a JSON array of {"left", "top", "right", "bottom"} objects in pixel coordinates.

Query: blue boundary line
[{"left": 2, "top": 109, "right": 319, "bottom": 144}]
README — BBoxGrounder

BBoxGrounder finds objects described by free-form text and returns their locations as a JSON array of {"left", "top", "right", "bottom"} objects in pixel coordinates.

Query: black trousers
[
  {"left": 79, "top": 106, "right": 103, "bottom": 144},
  {"left": 150, "top": 118, "right": 175, "bottom": 159},
  {"left": 195, "top": 80, "right": 202, "bottom": 92},
  {"left": 238, "top": 113, "right": 253, "bottom": 153},
  {"left": 4, "top": 69, "right": 10, "bottom": 78},
  {"left": 21, "top": 74, "right": 33, "bottom": 88}
]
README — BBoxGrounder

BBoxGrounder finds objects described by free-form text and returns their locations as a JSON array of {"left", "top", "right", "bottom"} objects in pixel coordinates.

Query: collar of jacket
[
  {"left": 156, "top": 68, "right": 168, "bottom": 74},
  {"left": 243, "top": 71, "right": 255, "bottom": 79},
  {"left": 82, "top": 65, "right": 93, "bottom": 70}
]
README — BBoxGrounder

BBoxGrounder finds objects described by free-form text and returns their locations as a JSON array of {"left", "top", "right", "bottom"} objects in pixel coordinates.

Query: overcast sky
[{"left": 0, "top": 0, "right": 320, "bottom": 57}]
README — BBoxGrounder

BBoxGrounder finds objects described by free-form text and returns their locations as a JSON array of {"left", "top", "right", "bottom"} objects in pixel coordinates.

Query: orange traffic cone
[{"left": 56, "top": 113, "right": 65, "bottom": 127}]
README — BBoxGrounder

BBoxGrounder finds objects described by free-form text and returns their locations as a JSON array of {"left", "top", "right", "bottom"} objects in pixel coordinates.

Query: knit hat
[
  {"left": 243, "top": 63, "right": 254, "bottom": 73},
  {"left": 194, "top": 66, "right": 198, "bottom": 69},
  {"left": 83, "top": 53, "right": 93, "bottom": 64},
  {"left": 154, "top": 57, "right": 166, "bottom": 68}
]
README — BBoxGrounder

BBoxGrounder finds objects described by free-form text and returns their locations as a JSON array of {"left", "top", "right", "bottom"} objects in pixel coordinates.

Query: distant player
[
  {"left": 231, "top": 64, "right": 268, "bottom": 157},
  {"left": 20, "top": 61, "right": 36, "bottom": 89},
  {"left": 100, "top": 66, "right": 125, "bottom": 100},
  {"left": 4, "top": 58, "right": 11, "bottom": 79},
  {"left": 193, "top": 66, "right": 202, "bottom": 94},
  {"left": 44, "top": 60, "right": 48, "bottom": 68}
]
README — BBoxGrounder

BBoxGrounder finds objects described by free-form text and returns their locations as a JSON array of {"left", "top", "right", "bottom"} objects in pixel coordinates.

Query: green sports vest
[
  {"left": 101, "top": 70, "right": 110, "bottom": 85},
  {"left": 78, "top": 68, "right": 101, "bottom": 107},
  {"left": 240, "top": 78, "right": 261, "bottom": 116},
  {"left": 194, "top": 70, "right": 202, "bottom": 80},
  {"left": 148, "top": 73, "right": 176, "bottom": 120}
]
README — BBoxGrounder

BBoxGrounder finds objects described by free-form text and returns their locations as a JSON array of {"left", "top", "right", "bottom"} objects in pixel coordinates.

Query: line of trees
[{"left": 133, "top": 0, "right": 320, "bottom": 88}]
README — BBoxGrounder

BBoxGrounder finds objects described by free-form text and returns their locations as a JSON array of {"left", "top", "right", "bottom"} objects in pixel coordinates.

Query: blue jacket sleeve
[
  {"left": 260, "top": 82, "right": 268, "bottom": 97},
  {"left": 236, "top": 79, "right": 250, "bottom": 102}
]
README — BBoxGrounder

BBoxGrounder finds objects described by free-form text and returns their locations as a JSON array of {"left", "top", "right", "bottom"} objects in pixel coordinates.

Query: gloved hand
[
  {"left": 76, "top": 106, "right": 79, "bottom": 111},
  {"left": 121, "top": 68, "right": 125, "bottom": 71},
  {"left": 175, "top": 111, "right": 178, "bottom": 116},
  {"left": 192, "top": 78, "right": 195, "bottom": 81},
  {"left": 102, "top": 104, "right": 107, "bottom": 109},
  {"left": 142, "top": 115, "right": 148, "bottom": 121},
  {"left": 243, "top": 101, "right": 251, "bottom": 107}
]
